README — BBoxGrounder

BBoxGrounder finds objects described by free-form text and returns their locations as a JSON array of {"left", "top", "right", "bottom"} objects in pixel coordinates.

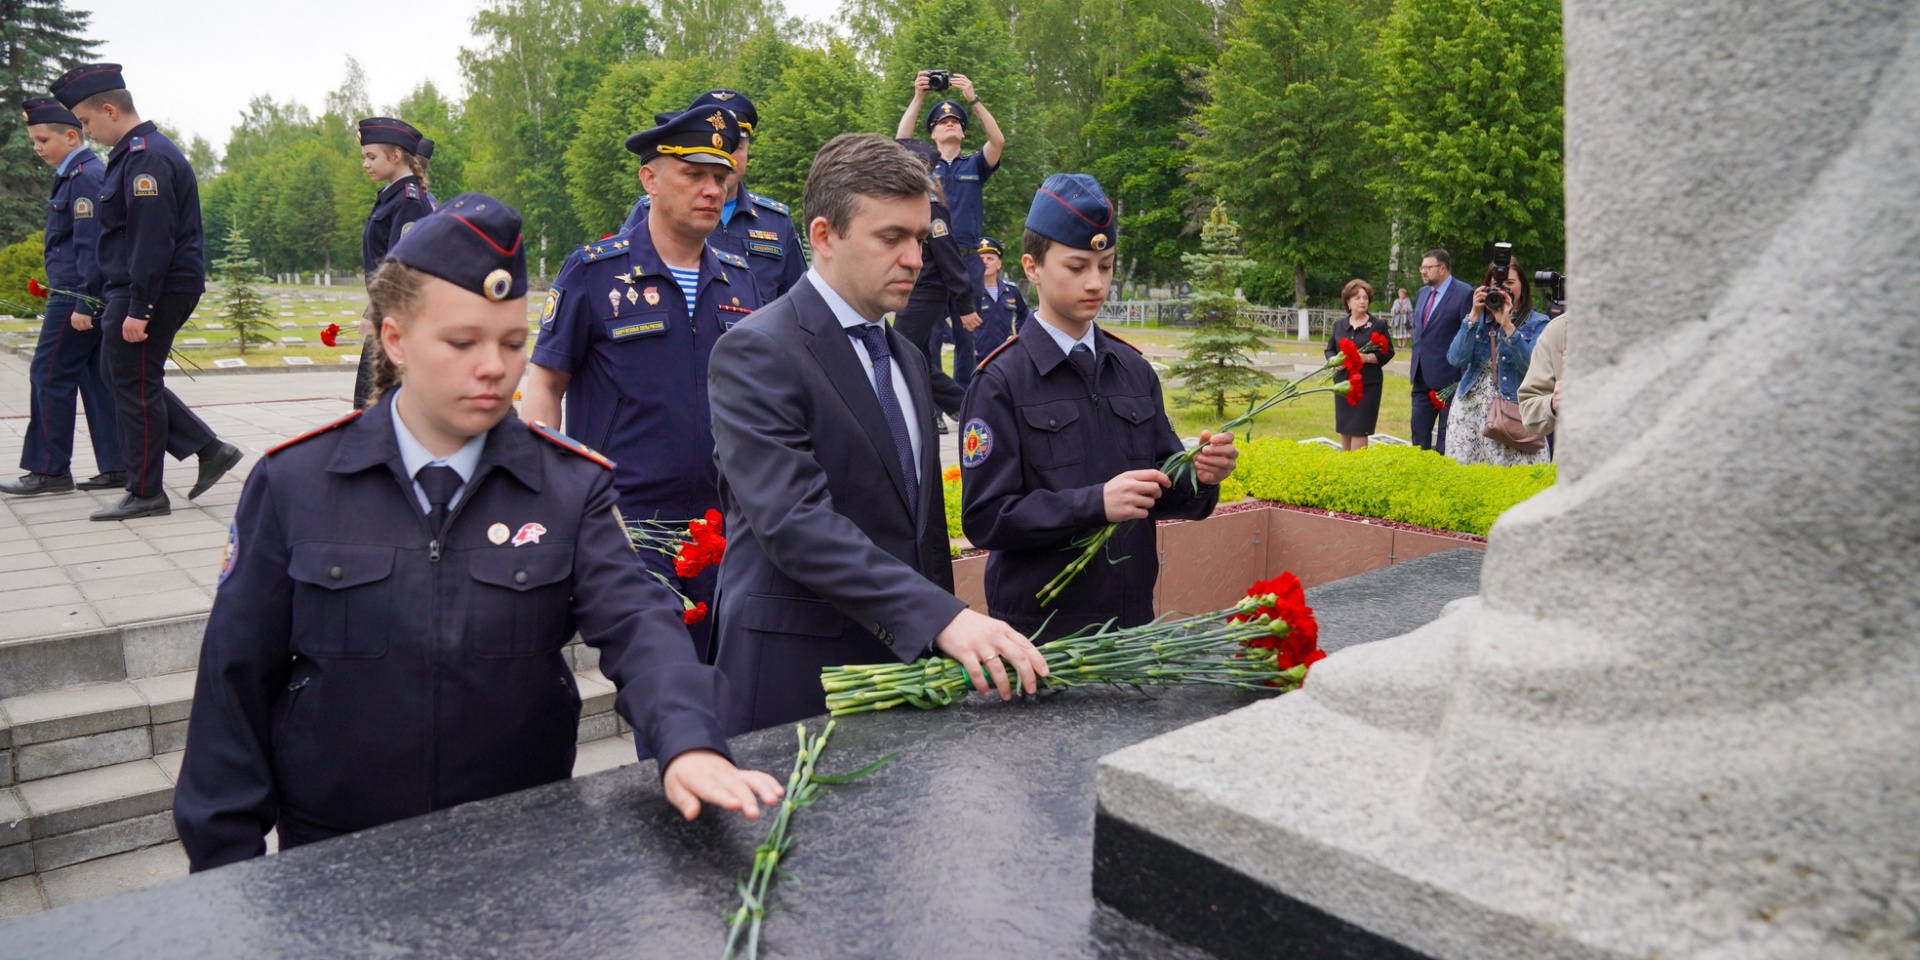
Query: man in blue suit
[{"left": 1409, "top": 248, "right": 1474, "bottom": 452}]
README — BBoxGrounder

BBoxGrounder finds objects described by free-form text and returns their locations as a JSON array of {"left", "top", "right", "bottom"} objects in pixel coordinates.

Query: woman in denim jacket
[{"left": 1443, "top": 255, "right": 1552, "bottom": 466}]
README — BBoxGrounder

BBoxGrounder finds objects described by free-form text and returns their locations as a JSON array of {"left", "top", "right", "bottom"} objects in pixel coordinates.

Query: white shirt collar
[
  {"left": 1035, "top": 313, "right": 1098, "bottom": 356},
  {"left": 808, "top": 267, "right": 885, "bottom": 329},
  {"left": 390, "top": 389, "right": 487, "bottom": 483}
]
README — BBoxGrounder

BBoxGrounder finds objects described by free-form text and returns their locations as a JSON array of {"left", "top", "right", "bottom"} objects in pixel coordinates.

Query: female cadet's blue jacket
[
  {"left": 172, "top": 395, "right": 732, "bottom": 872},
  {"left": 361, "top": 174, "right": 436, "bottom": 274},
  {"left": 1447, "top": 308, "right": 1550, "bottom": 401}
]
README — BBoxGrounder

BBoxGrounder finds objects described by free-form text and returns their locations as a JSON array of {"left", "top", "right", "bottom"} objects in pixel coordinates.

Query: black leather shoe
[
  {"left": 189, "top": 441, "right": 243, "bottom": 499},
  {"left": 0, "top": 472, "right": 74, "bottom": 496},
  {"left": 75, "top": 471, "right": 126, "bottom": 490},
  {"left": 91, "top": 492, "right": 171, "bottom": 521}
]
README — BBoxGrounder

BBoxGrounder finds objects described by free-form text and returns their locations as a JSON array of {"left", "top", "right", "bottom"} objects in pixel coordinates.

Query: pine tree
[
  {"left": 1171, "top": 204, "right": 1275, "bottom": 418},
  {"left": 0, "top": 0, "right": 100, "bottom": 245},
  {"left": 212, "top": 228, "right": 274, "bottom": 355}
]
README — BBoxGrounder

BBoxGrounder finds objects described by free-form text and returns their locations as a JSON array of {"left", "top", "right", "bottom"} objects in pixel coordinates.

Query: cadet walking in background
[
  {"left": 1, "top": 97, "right": 123, "bottom": 497},
  {"left": 523, "top": 108, "right": 761, "bottom": 663},
  {"left": 969, "top": 236, "right": 1027, "bottom": 364},
  {"left": 173, "top": 193, "right": 782, "bottom": 872},
  {"left": 50, "top": 64, "right": 241, "bottom": 521},
  {"left": 352, "top": 116, "right": 437, "bottom": 410},
  {"left": 621, "top": 90, "right": 805, "bottom": 301},
  {"left": 961, "top": 174, "right": 1237, "bottom": 641}
]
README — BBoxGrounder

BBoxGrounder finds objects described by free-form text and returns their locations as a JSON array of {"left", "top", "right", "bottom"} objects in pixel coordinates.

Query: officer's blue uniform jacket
[
  {"left": 929, "top": 151, "right": 995, "bottom": 247},
  {"left": 960, "top": 319, "right": 1220, "bottom": 640},
  {"left": 621, "top": 188, "right": 805, "bottom": 300},
  {"left": 360, "top": 174, "right": 437, "bottom": 274},
  {"left": 172, "top": 397, "right": 734, "bottom": 871},
  {"left": 972, "top": 276, "right": 1028, "bottom": 360},
  {"left": 533, "top": 229, "right": 760, "bottom": 522},
  {"left": 43, "top": 147, "right": 105, "bottom": 304},
  {"left": 98, "top": 121, "right": 203, "bottom": 320}
]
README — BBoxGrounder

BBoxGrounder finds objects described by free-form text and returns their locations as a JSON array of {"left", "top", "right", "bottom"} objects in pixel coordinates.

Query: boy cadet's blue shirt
[
  {"left": 532, "top": 225, "right": 760, "bottom": 522},
  {"left": 98, "top": 120, "right": 205, "bottom": 320},
  {"left": 930, "top": 150, "right": 996, "bottom": 244},
  {"left": 959, "top": 316, "right": 1219, "bottom": 641},
  {"left": 42, "top": 147, "right": 106, "bottom": 302},
  {"left": 621, "top": 188, "right": 807, "bottom": 300}
]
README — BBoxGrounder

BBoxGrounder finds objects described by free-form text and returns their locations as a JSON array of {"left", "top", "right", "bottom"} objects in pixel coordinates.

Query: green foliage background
[{"left": 2, "top": 0, "right": 1568, "bottom": 303}]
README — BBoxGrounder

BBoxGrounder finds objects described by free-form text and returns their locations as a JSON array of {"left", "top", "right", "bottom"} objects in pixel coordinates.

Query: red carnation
[
  {"left": 673, "top": 509, "right": 728, "bottom": 579},
  {"left": 1337, "top": 338, "right": 1362, "bottom": 373},
  {"left": 27, "top": 279, "right": 48, "bottom": 298},
  {"left": 1346, "top": 369, "right": 1364, "bottom": 406},
  {"left": 320, "top": 323, "right": 340, "bottom": 347},
  {"left": 682, "top": 601, "right": 709, "bottom": 624},
  {"left": 1370, "top": 331, "right": 1390, "bottom": 353},
  {"left": 1429, "top": 389, "right": 1447, "bottom": 411},
  {"left": 1231, "top": 572, "right": 1325, "bottom": 675}
]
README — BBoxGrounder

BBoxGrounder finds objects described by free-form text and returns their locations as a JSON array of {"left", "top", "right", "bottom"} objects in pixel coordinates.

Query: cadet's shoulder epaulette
[
  {"left": 578, "top": 235, "right": 631, "bottom": 263},
  {"left": 748, "top": 192, "right": 789, "bottom": 215},
  {"left": 268, "top": 409, "right": 363, "bottom": 455},
  {"left": 126, "top": 136, "right": 146, "bottom": 152},
  {"left": 1102, "top": 330, "right": 1145, "bottom": 355},
  {"left": 529, "top": 421, "right": 615, "bottom": 469},
  {"left": 977, "top": 335, "right": 1020, "bottom": 371},
  {"left": 712, "top": 248, "right": 748, "bottom": 269},
  {"left": 404, "top": 182, "right": 421, "bottom": 201}
]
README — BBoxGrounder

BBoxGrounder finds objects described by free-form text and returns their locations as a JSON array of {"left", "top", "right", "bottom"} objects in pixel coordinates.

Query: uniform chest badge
[
  {"left": 512, "top": 523, "right": 547, "bottom": 547},
  {"left": 961, "top": 418, "right": 993, "bottom": 468},
  {"left": 132, "top": 174, "right": 158, "bottom": 197},
  {"left": 643, "top": 286, "right": 660, "bottom": 305},
  {"left": 747, "top": 229, "right": 779, "bottom": 241},
  {"left": 489, "top": 522, "right": 511, "bottom": 545},
  {"left": 626, "top": 286, "right": 639, "bottom": 304},
  {"left": 608, "top": 288, "right": 622, "bottom": 315},
  {"left": 73, "top": 197, "right": 93, "bottom": 218}
]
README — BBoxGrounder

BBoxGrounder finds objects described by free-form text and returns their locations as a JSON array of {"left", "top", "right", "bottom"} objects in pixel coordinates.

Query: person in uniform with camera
[
  {"left": 1443, "top": 248, "right": 1552, "bottom": 466},
  {"left": 896, "top": 69, "right": 1006, "bottom": 397}
]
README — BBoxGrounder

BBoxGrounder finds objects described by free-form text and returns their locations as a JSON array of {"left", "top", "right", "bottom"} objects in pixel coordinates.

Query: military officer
[
  {"left": 172, "top": 193, "right": 783, "bottom": 873},
  {"left": 960, "top": 174, "right": 1237, "bottom": 641},
  {"left": 523, "top": 108, "right": 761, "bottom": 662},
  {"left": 50, "top": 64, "right": 242, "bottom": 520},
  {"left": 969, "top": 236, "right": 1028, "bottom": 363},
  {"left": 352, "top": 116, "right": 438, "bottom": 409},
  {"left": 1, "top": 97, "right": 122, "bottom": 497},
  {"left": 620, "top": 90, "right": 805, "bottom": 300}
]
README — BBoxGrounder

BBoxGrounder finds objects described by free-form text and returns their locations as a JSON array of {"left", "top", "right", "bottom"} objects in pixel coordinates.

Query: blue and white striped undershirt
[{"left": 666, "top": 265, "right": 700, "bottom": 318}]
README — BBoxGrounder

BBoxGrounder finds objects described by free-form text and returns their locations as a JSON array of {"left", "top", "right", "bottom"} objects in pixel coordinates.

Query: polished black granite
[{"left": 0, "top": 550, "right": 1482, "bottom": 960}]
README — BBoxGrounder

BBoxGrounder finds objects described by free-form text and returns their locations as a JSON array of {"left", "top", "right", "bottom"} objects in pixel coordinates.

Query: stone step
[{"left": 0, "top": 615, "right": 208, "bottom": 702}]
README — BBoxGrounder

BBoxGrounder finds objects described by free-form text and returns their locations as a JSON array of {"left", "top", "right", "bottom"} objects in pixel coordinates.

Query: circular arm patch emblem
[{"left": 961, "top": 418, "right": 992, "bottom": 468}]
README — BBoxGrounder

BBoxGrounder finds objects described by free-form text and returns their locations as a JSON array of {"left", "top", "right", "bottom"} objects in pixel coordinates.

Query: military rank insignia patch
[
  {"left": 73, "top": 197, "right": 93, "bottom": 218},
  {"left": 747, "top": 229, "right": 779, "bottom": 241},
  {"left": 931, "top": 219, "right": 949, "bottom": 239},
  {"left": 961, "top": 418, "right": 993, "bottom": 468},
  {"left": 127, "top": 136, "right": 146, "bottom": 152},
  {"left": 218, "top": 520, "right": 238, "bottom": 585},
  {"left": 540, "top": 289, "right": 560, "bottom": 329},
  {"left": 132, "top": 174, "right": 158, "bottom": 197},
  {"left": 405, "top": 183, "right": 421, "bottom": 200}
]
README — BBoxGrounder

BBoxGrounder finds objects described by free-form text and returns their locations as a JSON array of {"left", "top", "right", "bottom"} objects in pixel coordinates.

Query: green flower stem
[{"left": 722, "top": 721, "right": 829, "bottom": 960}]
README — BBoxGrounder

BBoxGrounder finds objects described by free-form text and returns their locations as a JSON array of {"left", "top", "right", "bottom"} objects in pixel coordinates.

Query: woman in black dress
[{"left": 1324, "top": 278, "right": 1394, "bottom": 450}]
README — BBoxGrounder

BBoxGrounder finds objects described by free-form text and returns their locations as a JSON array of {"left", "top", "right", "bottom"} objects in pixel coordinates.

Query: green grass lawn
[{"left": 1167, "top": 373, "right": 1416, "bottom": 443}]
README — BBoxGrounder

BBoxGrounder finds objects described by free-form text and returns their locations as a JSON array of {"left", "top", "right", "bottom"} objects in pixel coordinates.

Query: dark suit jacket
[
  {"left": 708, "top": 275, "right": 967, "bottom": 734},
  {"left": 1410, "top": 275, "right": 1474, "bottom": 391}
]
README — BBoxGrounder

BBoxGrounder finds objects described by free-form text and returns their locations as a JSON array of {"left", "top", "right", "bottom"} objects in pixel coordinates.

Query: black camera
[
  {"left": 925, "top": 69, "right": 952, "bottom": 91},
  {"left": 1534, "top": 270, "right": 1567, "bottom": 317},
  {"left": 1481, "top": 241, "right": 1513, "bottom": 314}
]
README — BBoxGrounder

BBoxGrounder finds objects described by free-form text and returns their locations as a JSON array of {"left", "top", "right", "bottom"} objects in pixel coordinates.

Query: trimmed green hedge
[{"left": 1219, "top": 439, "right": 1555, "bottom": 536}]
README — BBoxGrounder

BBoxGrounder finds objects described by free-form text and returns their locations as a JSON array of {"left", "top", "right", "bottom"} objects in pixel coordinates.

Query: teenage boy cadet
[
  {"left": 50, "top": 64, "right": 242, "bottom": 521},
  {"left": 1, "top": 98, "right": 123, "bottom": 497},
  {"left": 959, "top": 174, "right": 1239, "bottom": 641},
  {"left": 621, "top": 90, "right": 806, "bottom": 300},
  {"left": 523, "top": 107, "right": 760, "bottom": 662}
]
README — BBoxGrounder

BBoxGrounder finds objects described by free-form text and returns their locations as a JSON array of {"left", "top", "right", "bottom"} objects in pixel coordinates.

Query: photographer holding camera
[
  {"left": 1443, "top": 245, "right": 1553, "bottom": 466},
  {"left": 896, "top": 69, "right": 1007, "bottom": 395}
]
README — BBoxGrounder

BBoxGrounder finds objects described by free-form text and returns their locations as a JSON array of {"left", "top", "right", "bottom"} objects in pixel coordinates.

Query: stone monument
[{"left": 1095, "top": 1, "right": 1920, "bottom": 957}]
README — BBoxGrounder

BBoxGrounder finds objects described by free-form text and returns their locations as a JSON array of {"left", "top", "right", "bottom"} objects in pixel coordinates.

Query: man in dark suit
[
  {"left": 708, "top": 134, "right": 1047, "bottom": 734},
  {"left": 1409, "top": 248, "right": 1474, "bottom": 452}
]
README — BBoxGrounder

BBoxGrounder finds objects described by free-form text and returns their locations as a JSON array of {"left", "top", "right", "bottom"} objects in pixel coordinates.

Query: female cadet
[
  {"left": 351, "top": 117, "right": 438, "bottom": 409},
  {"left": 172, "top": 194, "right": 781, "bottom": 873}
]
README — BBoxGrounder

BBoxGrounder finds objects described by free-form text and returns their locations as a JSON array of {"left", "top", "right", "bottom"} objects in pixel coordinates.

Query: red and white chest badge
[{"left": 511, "top": 523, "right": 547, "bottom": 547}]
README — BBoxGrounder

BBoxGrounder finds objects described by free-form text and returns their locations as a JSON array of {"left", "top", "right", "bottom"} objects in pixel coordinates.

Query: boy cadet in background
[
  {"left": 50, "top": 64, "right": 243, "bottom": 521},
  {"left": 960, "top": 174, "right": 1238, "bottom": 641},
  {"left": 351, "top": 116, "right": 437, "bottom": 409},
  {"left": 621, "top": 90, "right": 806, "bottom": 301},
  {"left": 1, "top": 98, "right": 123, "bottom": 497}
]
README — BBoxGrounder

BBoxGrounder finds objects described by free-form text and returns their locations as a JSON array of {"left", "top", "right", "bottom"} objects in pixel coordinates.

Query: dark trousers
[
  {"left": 1410, "top": 378, "right": 1451, "bottom": 454},
  {"left": 102, "top": 293, "right": 217, "bottom": 497},
  {"left": 22, "top": 298, "right": 122, "bottom": 477}
]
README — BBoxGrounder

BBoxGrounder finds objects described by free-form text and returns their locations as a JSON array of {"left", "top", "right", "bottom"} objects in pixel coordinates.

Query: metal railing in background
[{"left": 1097, "top": 301, "right": 1396, "bottom": 341}]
